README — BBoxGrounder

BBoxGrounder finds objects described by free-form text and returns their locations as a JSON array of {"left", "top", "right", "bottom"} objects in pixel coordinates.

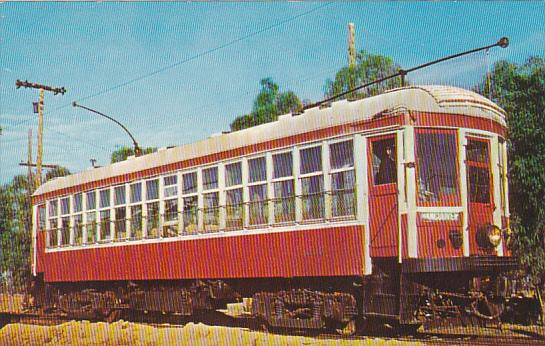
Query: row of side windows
[{"left": 42, "top": 139, "right": 356, "bottom": 248}]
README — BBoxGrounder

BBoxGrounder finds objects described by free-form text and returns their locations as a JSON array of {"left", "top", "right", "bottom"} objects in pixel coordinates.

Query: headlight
[
  {"left": 487, "top": 225, "right": 502, "bottom": 247},
  {"left": 476, "top": 224, "right": 502, "bottom": 249}
]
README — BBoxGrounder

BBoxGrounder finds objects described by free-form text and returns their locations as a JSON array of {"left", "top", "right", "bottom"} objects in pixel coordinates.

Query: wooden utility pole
[
  {"left": 348, "top": 23, "right": 356, "bottom": 68},
  {"left": 16, "top": 80, "right": 66, "bottom": 188},
  {"left": 27, "top": 129, "right": 33, "bottom": 194},
  {"left": 348, "top": 23, "right": 356, "bottom": 97}
]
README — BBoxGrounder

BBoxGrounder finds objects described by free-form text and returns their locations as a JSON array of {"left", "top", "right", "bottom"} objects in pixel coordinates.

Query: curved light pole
[{"left": 72, "top": 102, "right": 142, "bottom": 157}]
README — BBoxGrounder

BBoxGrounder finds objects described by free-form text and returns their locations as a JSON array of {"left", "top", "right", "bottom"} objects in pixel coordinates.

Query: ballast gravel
[{"left": 0, "top": 320, "right": 424, "bottom": 346}]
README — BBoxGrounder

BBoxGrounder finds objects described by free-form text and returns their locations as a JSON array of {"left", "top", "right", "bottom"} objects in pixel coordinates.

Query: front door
[
  {"left": 368, "top": 135, "right": 398, "bottom": 257},
  {"left": 466, "top": 137, "right": 494, "bottom": 255}
]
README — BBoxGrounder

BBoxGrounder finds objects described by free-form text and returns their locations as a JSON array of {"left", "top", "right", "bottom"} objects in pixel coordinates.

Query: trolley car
[{"left": 30, "top": 85, "right": 517, "bottom": 333}]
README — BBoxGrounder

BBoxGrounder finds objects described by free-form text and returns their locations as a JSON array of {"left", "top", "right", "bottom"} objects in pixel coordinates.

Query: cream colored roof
[{"left": 34, "top": 85, "right": 506, "bottom": 197}]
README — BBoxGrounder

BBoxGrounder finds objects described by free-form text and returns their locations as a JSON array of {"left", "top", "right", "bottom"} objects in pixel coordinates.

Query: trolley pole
[
  {"left": 72, "top": 102, "right": 143, "bottom": 157},
  {"left": 305, "top": 37, "right": 510, "bottom": 110},
  {"left": 16, "top": 80, "right": 66, "bottom": 188}
]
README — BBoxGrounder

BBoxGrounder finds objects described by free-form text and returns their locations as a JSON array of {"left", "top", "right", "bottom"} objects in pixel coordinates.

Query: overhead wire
[
  {"left": 2, "top": 2, "right": 334, "bottom": 175},
  {"left": 4, "top": 1, "right": 333, "bottom": 135}
]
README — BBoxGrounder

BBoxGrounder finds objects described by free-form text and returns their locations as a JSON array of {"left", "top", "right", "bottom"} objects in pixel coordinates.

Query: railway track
[{"left": 2, "top": 310, "right": 543, "bottom": 345}]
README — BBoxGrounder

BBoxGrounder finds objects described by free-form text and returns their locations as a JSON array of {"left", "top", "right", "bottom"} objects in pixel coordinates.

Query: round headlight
[
  {"left": 487, "top": 225, "right": 502, "bottom": 247},
  {"left": 476, "top": 224, "right": 502, "bottom": 249}
]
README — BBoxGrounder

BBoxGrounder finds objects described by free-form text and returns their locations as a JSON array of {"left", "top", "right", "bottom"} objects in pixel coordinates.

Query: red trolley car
[{"left": 30, "top": 85, "right": 517, "bottom": 332}]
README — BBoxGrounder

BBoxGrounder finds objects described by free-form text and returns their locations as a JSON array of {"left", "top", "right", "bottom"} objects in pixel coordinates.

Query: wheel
[
  {"left": 104, "top": 309, "right": 122, "bottom": 323},
  {"left": 336, "top": 319, "right": 357, "bottom": 336},
  {"left": 397, "top": 323, "right": 422, "bottom": 335}
]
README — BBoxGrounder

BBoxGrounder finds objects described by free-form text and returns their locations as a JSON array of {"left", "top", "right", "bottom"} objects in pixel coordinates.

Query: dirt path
[{"left": 0, "top": 320, "right": 423, "bottom": 346}]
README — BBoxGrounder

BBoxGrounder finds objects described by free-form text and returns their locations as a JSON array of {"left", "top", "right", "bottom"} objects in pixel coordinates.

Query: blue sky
[{"left": 1, "top": 2, "right": 543, "bottom": 184}]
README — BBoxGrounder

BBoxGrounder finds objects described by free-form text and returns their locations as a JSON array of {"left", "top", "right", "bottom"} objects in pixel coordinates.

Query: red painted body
[
  {"left": 368, "top": 135, "right": 398, "bottom": 258},
  {"left": 417, "top": 214, "right": 464, "bottom": 258},
  {"left": 43, "top": 225, "right": 365, "bottom": 283},
  {"left": 36, "top": 231, "right": 46, "bottom": 273},
  {"left": 466, "top": 137, "right": 495, "bottom": 255}
]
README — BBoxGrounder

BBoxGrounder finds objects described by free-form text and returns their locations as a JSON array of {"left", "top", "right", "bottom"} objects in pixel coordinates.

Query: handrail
[{"left": 45, "top": 189, "right": 358, "bottom": 248}]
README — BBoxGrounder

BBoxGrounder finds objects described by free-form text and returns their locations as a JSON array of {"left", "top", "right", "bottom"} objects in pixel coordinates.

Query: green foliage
[
  {"left": 45, "top": 166, "right": 71, "bottom": 181},
  {"left": 0, "top": 175, "right": 32, "bottom": 292},
  {"left": 111, "top": 146, "right": 157, "bottom": 163},
  {"left": 230, "top": 78, "right": 302, "bottom": 131},
  {"left": 323, "top": 50, "right": 403, "bottom": 100},
  {"left": 477, "top": 57, "right": 545, "bottom": 284},
  {"left": 0, "top": 168, "right": 71, "bottom": 292}
]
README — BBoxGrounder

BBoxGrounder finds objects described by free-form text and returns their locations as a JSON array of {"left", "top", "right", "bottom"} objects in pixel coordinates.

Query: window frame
[
  {"left": 162, "top": 174, "right": 179, "bottom": 237},
  {"left": 329, "top": 139, "right": 356, "bottom": 220},
  {"left": 224, "top": 161, "right": 244, "bottom": 231},
  {"left": 299, "top": 144, "right": 325, "bottom": 222},
  {"left": 98, "top": 188, "right": 112, "bottom": 243},
  {"left": 414, "top": 128, "right": 461, "bottom": 207},
  {"left": 466, "top": 136, "right": 494, "bottom": 205},
  {"left": 145, "top": 177, "right": 161, "bottom": 239},
  {"left": 272, "top": 149, "right": 296, "bottom": 224},
  {"left": 181, "top": 170, "right": 199, "bottom": 235},
  {"left": 84, "top": 190, "right": 98, "bottom": 245}
]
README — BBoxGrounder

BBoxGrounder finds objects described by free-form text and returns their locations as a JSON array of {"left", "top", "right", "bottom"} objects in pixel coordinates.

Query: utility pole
[
  {"left": 27, "top": 129, "right": 32, "bottom": 194},
  {"left": 16, "top": 80, "right": 66, "bottom": 189},
  {"left": 348, "top": 23, "right": 356, "bottom": 97},
  {"left": 348, "top": 23, "right": 356, "bottom": 68}
]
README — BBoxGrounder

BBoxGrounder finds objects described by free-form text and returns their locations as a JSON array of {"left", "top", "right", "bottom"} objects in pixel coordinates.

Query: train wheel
[
  {"left": 104, "top": 309, "right": 122, "bottom": 323},
  {"left": 336, "top": 319, "right": 357, "bottom": 336}
]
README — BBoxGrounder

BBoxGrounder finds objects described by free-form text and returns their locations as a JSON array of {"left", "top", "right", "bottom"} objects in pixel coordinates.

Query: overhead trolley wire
[
  {"left": 3, "top": 1, "right": 332, "bottom": 147},
  {"left": 67, "top": 2, "right": 333, "bottom": 108}
]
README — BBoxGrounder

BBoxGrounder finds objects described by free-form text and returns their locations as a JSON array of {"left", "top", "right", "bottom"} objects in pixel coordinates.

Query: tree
[
  {"left": 111, "top": 146, "right": 156, "bottom": 163},
  {"left": 230, "top": 78, "right": 302, "bottom": 131},
  {"left": 0, "top": 167, "right": 71, "bottom": 292},
  {"left": 45, "top": 166, "right": 71, "bottom": 181},
  {"left": 476, "top": 57, "right": 545, "bottom": 285},
  {"left": 0, "top": 174, "right": 33, "bottom": 291},
  {"left": 323, "top": 50, "right": 403, "bottom": 101}
]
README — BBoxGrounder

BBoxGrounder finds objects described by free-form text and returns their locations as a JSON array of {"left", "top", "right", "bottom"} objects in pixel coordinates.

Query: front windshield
[{"left": 416, "top": 130, "right": 459, "bottom": 205}]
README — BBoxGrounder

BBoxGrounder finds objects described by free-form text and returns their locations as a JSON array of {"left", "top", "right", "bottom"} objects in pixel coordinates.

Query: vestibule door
[
  {"left": 368, "top": 135, "right": 398, "bottom": 257},
  {"left": 466, "top": 137, "right": 494, "bottom": 255}
]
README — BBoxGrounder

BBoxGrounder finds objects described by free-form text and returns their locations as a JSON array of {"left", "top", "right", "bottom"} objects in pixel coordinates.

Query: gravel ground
[
  {"left": 0, "top": 320, "right": 424, "bottom": 346},
  {"left": 0, "top": 294, "right": 24, "bottom": 314}
]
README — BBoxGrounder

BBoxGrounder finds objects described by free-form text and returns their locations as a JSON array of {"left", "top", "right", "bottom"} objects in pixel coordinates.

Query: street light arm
[{"left": 72, "top": 102, "right": 142, "bottom": 156}]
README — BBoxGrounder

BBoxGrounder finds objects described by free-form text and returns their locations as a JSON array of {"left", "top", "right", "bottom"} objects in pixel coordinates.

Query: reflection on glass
[
  {"left": 130, "top": 205, "right": 143, "bottom": 240},
  {"left": 332, "top": 171, "right": 356, "bottom": 217},
  {"left": 249, "top": 185, "right": 268, "bottom": 226},
  {"left": 163, "top": 199, "right": 179, "bottom": 237},
  {"left": 86, "top": 212, "right": 97, "bottom": 244},
  {"left": 274, "top": 180, "right": 295, "bottom": 223},
  {"left": 226, "top": 189, "right": 243, "bottom": 229},
  {"left": 146, "top": 202, "right": 160, "bottom": 238},
  {"left": 100, "top": 210, "right": 111, "bottom": 242},
  {"left": 115, "top": 207, "right": 126, "bottom": 240},
  {"left": 416, "top": 132, "right": 458, "bottom": 203},
  {"left": 73, "top": 214, "right": 83, "bottom": 245},
  {"left": 183, "top": 196, "right": 198, "bottom": 234},
  {"left": 301, "top": 176, "right": 324, "bottom": 220},
  {"left": 203, "top": 192, "right": 219, "bottom": 232}
]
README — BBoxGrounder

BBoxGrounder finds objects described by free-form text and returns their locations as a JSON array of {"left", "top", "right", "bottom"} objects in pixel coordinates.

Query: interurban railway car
[{"left": 30, "top": 85, "right": 518, "bottom": 333}]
